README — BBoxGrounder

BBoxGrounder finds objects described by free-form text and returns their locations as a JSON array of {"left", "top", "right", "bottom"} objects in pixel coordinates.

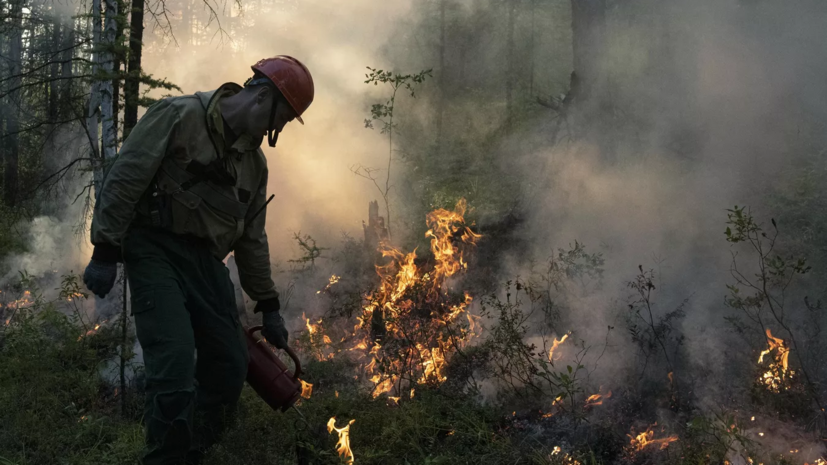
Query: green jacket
[{"left": 90, "top": 83, "right": 278, "bottom": 302}]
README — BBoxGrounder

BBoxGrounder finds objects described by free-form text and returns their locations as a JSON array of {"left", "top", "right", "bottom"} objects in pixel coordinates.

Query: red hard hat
[{"left": 252, "top": 55, "right": 314, "bottom": 124}]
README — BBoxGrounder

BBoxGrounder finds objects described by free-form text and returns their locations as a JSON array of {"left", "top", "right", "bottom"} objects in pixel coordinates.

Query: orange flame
[
  {"left": 628, "top": 423, "right": 678, "bottom": 452},
  {"left": 551, "top": 446, "right": 582, "bottom": 465},
  {"left": 355, "top": 199, "right": 481, "bottom": 398},
  {"left": 300, "top": 380, "right": 313, "bottom": 399},
  {"left": 77, "top": 320, "right": 107, "bottom": 341},
  {"left": 542, "top": 396, "right": 564, "bottom": 418},
  {"left": 327, "top": 417, "right": 356, "bottom": 464},
  {"left": 2, "top": 291, "right": 34, "bottom": 310},
  {"left": 758, "top": 328, "right": 793, "bottom": 392},
  {"left": 302, "top": 313, "right": 336, "bottom": 361},
  {"left": 548, "top": 334, "right": 569, "bottom": 361},
  {"left": 425, "top": 199, "right": 482, "bottom": 282},
  {"left": 304, "top": 313, "right": 317, "bottom": 335},
  {"left": 584, "top": 390, "right": 612, "bottom": 407},
  {"left": 317, "top": 274, "right": 341, "bottom": 294}
]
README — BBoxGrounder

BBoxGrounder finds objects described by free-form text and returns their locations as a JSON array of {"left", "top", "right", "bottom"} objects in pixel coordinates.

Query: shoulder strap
[{"left": 159, "top": 159, "right": 249, "bottom": 219}]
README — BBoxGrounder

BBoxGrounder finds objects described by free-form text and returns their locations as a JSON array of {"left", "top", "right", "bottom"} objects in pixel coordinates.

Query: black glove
[
  {"left": 261, "top": 310, "right": 288, "bottom": 349},
  {"left": 83, "top": 259, "right": 118, "bottom": 298}
]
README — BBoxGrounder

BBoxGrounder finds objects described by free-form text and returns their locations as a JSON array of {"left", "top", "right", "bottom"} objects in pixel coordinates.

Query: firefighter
[{"left": 82, "top": 56, "right": 314, "bottom": 464}]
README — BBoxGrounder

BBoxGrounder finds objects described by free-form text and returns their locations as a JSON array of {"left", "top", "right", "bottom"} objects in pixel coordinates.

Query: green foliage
[
  {"left": 528, "top": 241, "right": 605, "bottom": 329},
  {"left": 473, "top": 279, "right": 592, "bottom": 417},
  {"left": 723, "top": 207, "right": 824, "bottom": 423},
  {"left": 681, "top": 412, "right": 756, "bottom": 464},
  {"left": 0, "top": 278, "right": 142, "bottom": 465},
  {"left": 625, "top": 265, "right": 687, "bottom": 380},
  {"left": 363, "top": 67, "right": 432, "bottom": 135},
  {"left": 355, "top": 66, "right": 432, "bottom": 238},
  {"left": 206, "top": 359, "right": 521, "bottom": 465}
]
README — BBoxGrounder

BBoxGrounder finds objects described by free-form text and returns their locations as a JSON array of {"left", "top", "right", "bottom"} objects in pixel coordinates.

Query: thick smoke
[{"left": 503, "top": 0, "right": 827, "bottom": 415}]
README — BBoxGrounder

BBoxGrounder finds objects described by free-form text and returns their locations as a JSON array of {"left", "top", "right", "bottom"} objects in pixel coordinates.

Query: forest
[{"left": 2, "top": 0, "right": 827, "bottom": 464}]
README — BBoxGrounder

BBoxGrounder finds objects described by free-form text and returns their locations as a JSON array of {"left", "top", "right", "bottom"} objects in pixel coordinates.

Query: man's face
[{"left": 249, "top": 86, "right": 296, "bottom": 144}]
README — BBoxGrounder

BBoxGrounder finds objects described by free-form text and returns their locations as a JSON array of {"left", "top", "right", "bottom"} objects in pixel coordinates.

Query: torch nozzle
[{"left": 291, "top": 404, "right": 310, "bottom": 430}]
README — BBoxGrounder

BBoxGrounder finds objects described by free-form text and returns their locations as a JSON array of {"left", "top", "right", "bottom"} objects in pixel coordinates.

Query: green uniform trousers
[{"left": 123, "top": 227, "right": 249, "bottom": 465}]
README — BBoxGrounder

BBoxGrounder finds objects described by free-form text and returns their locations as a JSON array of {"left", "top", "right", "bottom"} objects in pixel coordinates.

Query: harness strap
[{"left": 159, "top": 159, "right": 249, "bottom": 219}]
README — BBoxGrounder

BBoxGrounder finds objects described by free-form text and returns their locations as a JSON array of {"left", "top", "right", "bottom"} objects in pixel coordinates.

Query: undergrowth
[{"left": 1, "top": 206, "right": 825, "bottom": 464}]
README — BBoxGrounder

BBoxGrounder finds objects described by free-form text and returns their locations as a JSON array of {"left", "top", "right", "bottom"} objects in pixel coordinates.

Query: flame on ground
[
  {"left": 584, "top": 390, "right": 612, "bottom": 407},
  {"left": 551, "top": 446, "right": 582, "bottom": 465},
  {"left": 628, "top": 424, "right": 678, "bottom": 452},
  {"left": 541, "top": 396, "right": 564, "bottom": 418},
  {"left": 327, "top": 417, "right": 356, "bottom": 464},
  {"left": 758, "top": 328, "right": 794, "bottom": 392}
]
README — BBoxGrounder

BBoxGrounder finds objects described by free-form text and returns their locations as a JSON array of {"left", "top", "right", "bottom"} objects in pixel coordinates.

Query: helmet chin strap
[{"left": 267, "top": 97, "right": 280, "bottom": 147}]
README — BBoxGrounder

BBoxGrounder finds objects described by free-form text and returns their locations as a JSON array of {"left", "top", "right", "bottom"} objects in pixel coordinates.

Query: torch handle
[{"left": 247, "top": 325, "right": 303, "bottom": 380}]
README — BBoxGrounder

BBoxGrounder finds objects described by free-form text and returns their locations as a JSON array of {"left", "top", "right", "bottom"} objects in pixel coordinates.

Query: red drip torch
[{"left": 244, "top": 325, "right": 304, "bottom": 412}]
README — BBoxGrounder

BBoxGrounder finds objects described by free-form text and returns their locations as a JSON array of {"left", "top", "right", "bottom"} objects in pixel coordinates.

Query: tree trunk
[
  {"left": 60, "top": 21, "right": 75, "bottom": 116},
  {"left": 100, "top": 0, "right": 118, "bottom": 161},
  {"left": 570, "top": 0, "right": 606, "bottom": 102},
  {"left": 49, "top": 21, "right": 61, "bottom": 124},
  {"left": 112, "top": 0, "right": 126, "bottom": 137},
  {"left": 44, "top": 17, "right": 66, "bottom": 193},
  {"left": 123, "top": 0, "right": 145, "bottom": 137},
  {"left": 88, "top": 0, "right": 102, "bottom": 194},
  {"left": 4, "top": 0, "right": 24, "bottom": 207}
]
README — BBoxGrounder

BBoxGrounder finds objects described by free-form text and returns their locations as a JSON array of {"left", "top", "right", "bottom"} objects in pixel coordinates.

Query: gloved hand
[
  {"left": 261, "top": 310, "right": 289, "bottom": 349},
  {"left": 83, "top": 259, "right": 118, "bottom": 298}
]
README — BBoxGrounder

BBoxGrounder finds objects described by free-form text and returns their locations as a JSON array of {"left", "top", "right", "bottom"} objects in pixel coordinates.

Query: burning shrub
[
  {"left": 724, "top": 206, "right": 825, "bottom": 424},
  {"left": 355, "top": 198, "right": 482, "bottom": 397},
  {"left": 296, "top": 199, "right": 483, "bottom": 399}
]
